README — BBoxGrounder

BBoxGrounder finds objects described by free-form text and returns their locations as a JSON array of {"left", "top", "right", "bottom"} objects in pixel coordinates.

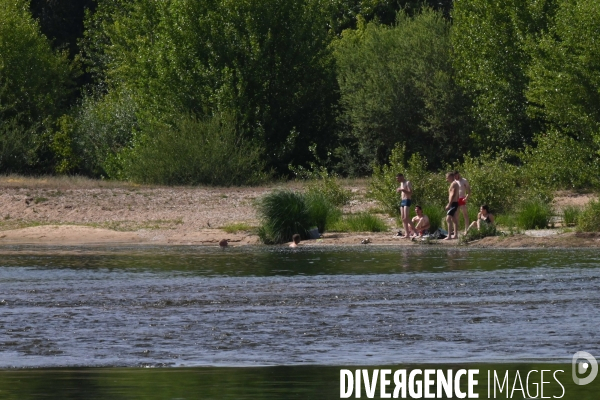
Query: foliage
[
  {"left": 562, "top": 206, "right": 581, "bottom": 227},
  {"left": 451, "top": 0, "right": 557, "bottom": 150},
  {"left": 0, "top": 0, "right": 75, "bottom": 172},
  {"left": 334, "top": 8, "right": 472, "bottom": 170},
  {"left": 367, "top": 143, "right": 406, "bottom": 216},
  {"left": 516, "top": 199, "right": 552, "bottom": 230},
  {"left": 256, "top": 190, "right": 313, "bottom": 244},
  {"left": 329, "top": 212, "right": 388, "bottom": 232},
  {"left": 305, "top": 191, "right": 342, "bottom": 234},
  {"left": 404, "top": 153, "right": 447, "bottom": 208},
  {"left": 457, "top": 155, "right": 520, "bottom": 214},
  {"left": 526, "top": 0, "right": 600, "bottom": 145},
  {"left": 461, "top": 220, "right": 497, "bottom": 243},
  {"left": 519, "top": 130, "right": 600, "bottom": 190},
  {"left": 291, "top": 145, "right": 352, "bottom": 206},
  {"left": 577, "top": 200, "right": 600, "bottom": 233},
  {"left": 421, "top": 205, "right": 445, "bottom": 233},
  {"left": 83, "top": 0, "right": 338, "bottom": 174},
  {"left": 221, "top": 222, "right": 254, "bottom": 234},
  {"left": 118, "top": 113, "right": 267, "bottom": 186}
]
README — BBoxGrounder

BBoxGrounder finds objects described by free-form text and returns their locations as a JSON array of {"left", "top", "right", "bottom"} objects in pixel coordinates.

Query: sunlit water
[{"left": 1, "top": 246, "right": 598, "bottom": 369}]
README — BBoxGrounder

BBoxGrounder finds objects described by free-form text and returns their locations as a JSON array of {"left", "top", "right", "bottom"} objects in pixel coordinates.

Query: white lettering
[
  {"left": 356, "top": 370, "right": 361, "bottom": 398},
  {"left": 468, "top": 369, "right": 479, "bottom": 398},
  {"left": 409, "top": 369, "right": 423, "bottom": 398},
  {"left": 393, "top": 370, "right": 407, "bottom": 398},
  {"left": 541, "top": 370, "right": 551, "bottom": 398},
  {"left": 437, "top": 369, "right": 453, "bottom": 398},
  {"left": 340, "top": 370, "right": 353, "bottom": 398},
  {"left": 363, "top": 369, "right": 379, "bottom": 399},
  {"left": 511, "top": 370, "right": 525, "bottom": 398},
  {"left": 423, "top": 369, "right": 435, "bottom": 398},
  {"left": 380, "top": 369, "right": 391, "bottom": 398},
  {"left": 454, "top": 370, "right": 466, "bottom": 399},
  {"left": 526, "top": 370, "right": 539, "bottom": 398},
  {"left": 553, "top": 370, "right": 565, "bottom": 399}
]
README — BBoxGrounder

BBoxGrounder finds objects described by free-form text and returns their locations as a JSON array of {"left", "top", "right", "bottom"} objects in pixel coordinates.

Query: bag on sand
[{"left": 432, "top": 228, "right": 448, "bottom": 240}]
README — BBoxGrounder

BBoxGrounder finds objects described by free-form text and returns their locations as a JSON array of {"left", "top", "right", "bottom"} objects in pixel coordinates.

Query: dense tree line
[{"left": 0, "top": 0, "right": 599, "bottom": 185}]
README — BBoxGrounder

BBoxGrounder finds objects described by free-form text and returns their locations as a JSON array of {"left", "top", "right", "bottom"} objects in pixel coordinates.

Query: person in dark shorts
[{"left": 444, "top": 172, "right": 460, "bottom": 240}]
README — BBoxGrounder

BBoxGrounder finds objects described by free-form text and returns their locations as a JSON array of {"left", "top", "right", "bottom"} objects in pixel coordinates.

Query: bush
[
  {"left": 461, "top": 221, "right": 497, "bottom": 243},
  {"left": 422, "top": 205, "right": 445, "bottom": 233},
  {"left": 120, "top": 113, "right": 267, "bottom": 186},
  {"left": 562, "top": 206, "right": 581, "bottom": 227},
  {"left": 516, "top": 199, "right": 552, "bottom": 230},
  {"left": 305, "top": 191, "right": 342, "bottom": 234},
  {"left": 577, "top": 200, "right": 600, "bottom": 232},
  {"left": 257, "top": 190, "right": 313, "bottom": 244},
  {"left": 330, "top": 212, "right": 388, "bottom": 232},
  {"left": 291, "top": 154, "right": 352, "bottom": 206},
  {"left": 458, "top": 154, "right": 520, "bottom": 214}
]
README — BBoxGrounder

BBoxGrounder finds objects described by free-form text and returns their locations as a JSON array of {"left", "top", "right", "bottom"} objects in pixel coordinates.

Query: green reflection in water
[
  {"left": 0, "top": 364, "right": 597, "bottom": 399},
  {"left": 2, "top": 246, "right": 600, "bottom": 276}
]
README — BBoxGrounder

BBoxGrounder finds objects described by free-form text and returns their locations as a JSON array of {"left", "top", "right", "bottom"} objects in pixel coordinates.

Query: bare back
[{"left": 449, "top": 181, "right": 459, "bottom": 203}]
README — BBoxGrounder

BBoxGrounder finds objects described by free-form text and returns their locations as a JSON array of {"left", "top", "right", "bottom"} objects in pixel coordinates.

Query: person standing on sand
[
  {"left": 396, "top": 173, "right": 415, "bottom": 238},
  {"left": 454, "top": 171, "right": 471, "bottom": 234},
  {"left": 445, "top": 172, "right": 460, "bottom": 240}
]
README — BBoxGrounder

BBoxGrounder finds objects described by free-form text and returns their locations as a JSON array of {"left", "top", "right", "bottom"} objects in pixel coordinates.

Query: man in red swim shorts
[{"left": 454, "top": 171, "right": 471, "bottom": 234}]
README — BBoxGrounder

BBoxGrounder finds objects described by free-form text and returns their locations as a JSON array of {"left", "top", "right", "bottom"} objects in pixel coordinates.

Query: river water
[{"left": 1, "top": 246, "right": 599, "bottom": 398}]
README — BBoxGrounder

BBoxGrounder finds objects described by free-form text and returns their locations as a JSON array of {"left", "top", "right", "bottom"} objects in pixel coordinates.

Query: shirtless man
[
  {"left": 445, "top": 172, "right": 460, "bottom": 240},
  {"left": 454, "top": 171, "right": 471, "bottom": 234},
  {"left": 411, "top": 205, "right": 430, "bottom": 236},
  {"left": 396, "top": 173, "right": 415, "bottom": 238}
]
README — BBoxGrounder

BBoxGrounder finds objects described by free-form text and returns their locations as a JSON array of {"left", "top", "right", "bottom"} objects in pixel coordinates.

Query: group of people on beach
[{"left": 396, "top": 171, "right": 494, "bottom": 240}]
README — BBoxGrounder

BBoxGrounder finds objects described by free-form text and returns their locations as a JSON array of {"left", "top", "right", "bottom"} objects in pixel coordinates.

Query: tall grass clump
[
  {"left": 562, "top": 206, "right": 581, "bottom": 227},
  {"left": 422, "top": 205, "right": 445, "bottom": 232},
  {"left": 305, "top": 191, "right": 341, "bottom": 233},
  {"left": 577, "top": 200, "right": 600, "bottom": 232},
  {"left": 257, "top": 191, "right": 312, "bottom": 244},
  {"left": 330, "top": 213, "right": 388, "bottom": 232},
  {"left": 461, "top": 221, "right": 497, "bottom": 243},
  {"left": 516, "top": 199, "right": 552, "bottom": 229}
]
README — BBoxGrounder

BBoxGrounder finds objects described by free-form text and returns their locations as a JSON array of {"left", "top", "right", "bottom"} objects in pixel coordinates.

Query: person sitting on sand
[
  {"left": 467, "top": 205, "right": 495, "bottom": 232},
  {"left": 289, "top": 234, "right": 301, "bottom": 248},
  {"left": 411, "top": 205, "right": 430, "bottom": 237}
]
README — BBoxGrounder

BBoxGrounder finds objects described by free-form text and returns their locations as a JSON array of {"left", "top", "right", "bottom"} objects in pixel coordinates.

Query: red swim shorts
[{"left": 458, "top": 197, "right": 467, "bottom": 206}]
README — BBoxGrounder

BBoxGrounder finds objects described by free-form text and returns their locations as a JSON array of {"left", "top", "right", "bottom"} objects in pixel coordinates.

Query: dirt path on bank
[{"left": 0, "top": 176, "right": 597, "bottom": 249}]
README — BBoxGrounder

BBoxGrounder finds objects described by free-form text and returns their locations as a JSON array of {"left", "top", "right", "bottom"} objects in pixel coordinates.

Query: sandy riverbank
[{"left": 0, "top": 176, "right": 598, "bottom": 249}]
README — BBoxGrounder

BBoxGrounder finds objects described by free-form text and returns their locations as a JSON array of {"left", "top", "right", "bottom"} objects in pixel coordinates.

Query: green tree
[
  {"left": 526, "top": 0, "right": 600, "bottom": 145},
  {"left": 334, "top": 8, "right": 472, "bottom": 171},
  {"left": 451, "top": 0, "right": 558, "bottom": 150},
  {"left": 0, "top": 0, "right": 74, "bottom": 172},
  {"left": 82, "top": 0, "right": 338, "bottom": 175}
]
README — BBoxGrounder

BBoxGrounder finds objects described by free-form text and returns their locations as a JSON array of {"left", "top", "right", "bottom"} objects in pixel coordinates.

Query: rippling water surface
[{"left": 1, "top": 246, "right": 599, "bottom": 369}]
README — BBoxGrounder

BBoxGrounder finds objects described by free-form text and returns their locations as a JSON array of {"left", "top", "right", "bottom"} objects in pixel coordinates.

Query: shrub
[
  {"left": 305, "top": 191, "right": 342, "bottom": 233},
  {"left": 405, "top": 153, "right": 447, "bottom": 208},
  {"left": 422, "top": 205, "right": 445, "bottom": 233},
  {"left": 516, "top": 199, "right": 552, "bottom": 230},
  {"left": 257, "top": 190, "right": 312, "bottom": 244},
  {"left": 367, "top": 143, "right": 406, "bottom": 216},
  {"left": 120, "top": 113, "right": 267, "bottom": 186},
  {"left": 577, "top": 200, "right": 600, "bottom": 232},
  {"left": 458, "top": 154, "right": 520, "bottom": 214},
  {"left": 330, "top": 213, "right": 388, "bottom": 232},
  {"left": 562, "top": 206, "right": 581, "bottom": 227},
  {"left": 292, "top": 154, "right": 352, "bottom": 206},
  {"left": 461, "top": 221, "right": 497, "bottom": 243}
]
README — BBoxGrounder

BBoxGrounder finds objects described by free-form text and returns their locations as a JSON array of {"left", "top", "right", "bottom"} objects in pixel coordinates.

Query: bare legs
[
  {"left": 459, "top": 205, "right": 469, "bottom": 234},
  {"left": 444, "top": 214, "right": 459, "bottom": 240},
  {"left": 401, "top": 206, "right": 414, "bottom": 238}
]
